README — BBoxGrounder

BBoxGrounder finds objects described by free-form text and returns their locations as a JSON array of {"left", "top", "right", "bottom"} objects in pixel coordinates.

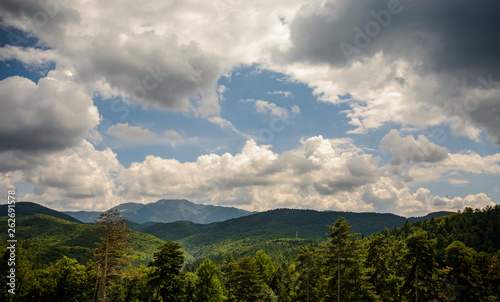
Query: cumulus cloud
[
  {"left": 0, "top": 0, "right": 305, "bottom": 118},
  {"left": 22, "top": 140, "right": 122, "bottom": 211},
  {"left": 112, "top": 135, "right": 490, "bottom": 215},
  {"left": 380, "top": 130, "right": 500, "bottom": 185},
  {"left": 0, "top": 1, "right": 497, "bottom": 214},
  {"left": 0, "top": 45, "right": 59, "bottom": 66},
  {"left": 107, "top": 123, "right": 156, "bottom": 142},
  {"left": 409, "top": 151, "right": 500, "bottom": 184},
  {"left": 0, "top": 171, "right": 22, "bottom": 195},
  {"left": 267, "top": 0, "right": 500, "bottom": 142},
  {"left": 2, "top": 0, "right": 497, "bottom": 142},
  {"left": 0, "top": 76, "right": 99, "bottom": 171},
  {"left": 382, "top": 129, "right": 449, "bottom": 164},
  {"left": 362, "top": 182, "right": 495, "bottom": 216},
  {"left": 243, "top": 99, "right": 300, "bottom": 119},
  {"left": 106, "top": 123, "right": 198, "bottom": 147}
]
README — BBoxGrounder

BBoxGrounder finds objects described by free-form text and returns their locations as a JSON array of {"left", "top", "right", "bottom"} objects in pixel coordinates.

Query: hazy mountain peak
[{"left": 64, "top": 199, "right": 253, "bottom": 224}]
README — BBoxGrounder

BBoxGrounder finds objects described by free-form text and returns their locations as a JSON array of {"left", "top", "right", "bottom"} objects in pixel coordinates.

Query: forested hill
[
  {"left": 137, "top": 208, "right": 440, "bottom": 266},
  {"left": 391, "top": 205, "right": 500, "bottom": 255},
  {"left": 0, "top": 201, "right": 82, "bottom": 223},
  {"left": 1, "top": 201, "right": 498, "bottom": 301},
  {"left": 141, "top": 208, "right": 409, "bottom": 243},
  {"left": 0, "top": 214, "right": 166, "bottom": 267}
]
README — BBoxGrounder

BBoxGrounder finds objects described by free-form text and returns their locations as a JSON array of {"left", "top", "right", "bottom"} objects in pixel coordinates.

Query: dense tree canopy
[{"left": 1, "top": 205, "right": 499, "bottom": 301}]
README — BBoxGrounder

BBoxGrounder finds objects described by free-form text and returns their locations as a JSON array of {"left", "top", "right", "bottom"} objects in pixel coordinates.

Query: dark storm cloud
[
  {"left": 283, "top": 0, "right": 500, "bottom": 75},
  {"left": 278, "top": 0, "right": 500, "bottom": 144},
  {"left": 463, "top": 94, "right": 500, "bottom": 145}
]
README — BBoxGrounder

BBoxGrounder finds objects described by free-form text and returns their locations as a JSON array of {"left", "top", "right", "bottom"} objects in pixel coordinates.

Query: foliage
[
  {"left": 92, "top": 209, "right": 131, "bottom": 301},
  {"left": 0, "top": 214, "right": 165, "bottom": 267},
  {"left": 195, "top": 259, "right": 224, "bottom": 302},
  {"left": 148, "top": 241, "right": 186, "bottom": 301},
  {"left": 1, "top": 204, "right": 499, "bottom": 301}
]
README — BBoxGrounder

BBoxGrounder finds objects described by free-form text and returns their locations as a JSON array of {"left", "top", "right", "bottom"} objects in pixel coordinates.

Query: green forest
[{"left": 1, "top": 205, "right": 500, "bottom": 301}]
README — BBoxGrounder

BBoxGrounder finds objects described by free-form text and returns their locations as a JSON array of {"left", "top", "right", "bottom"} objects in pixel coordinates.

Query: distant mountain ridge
[
  {"left": 138, "top": 208, "right": 453, "bottom": 263},
  {"left": 0, "top": 201, "right": 82, "bottom": 223},
  {"left": 0, "top": 201, "right": 458, "bottom": 266},
  {"left": 64, "top": 199, "right": 254, "bottom": 224}
]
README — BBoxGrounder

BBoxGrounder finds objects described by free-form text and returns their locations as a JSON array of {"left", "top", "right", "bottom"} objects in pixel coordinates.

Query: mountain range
[
  {"left": 63, "top": 199, "right": 254, "bottom": 224},
  {"left": 2, "top": 200, "right": 454, "bottom": 266}
]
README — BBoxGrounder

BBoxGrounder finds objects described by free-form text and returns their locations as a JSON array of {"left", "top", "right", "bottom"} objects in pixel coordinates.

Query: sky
[{"left": 0, "top": 0, "right": 499, "bottom": 217}]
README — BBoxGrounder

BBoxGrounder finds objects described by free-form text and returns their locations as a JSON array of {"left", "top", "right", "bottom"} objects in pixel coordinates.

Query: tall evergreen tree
[
  {"left": 442, "top": 241, "right": 478, "bottom": 301},
  {"left": 366, "top": 233, "right": 391, "bottom": 300},
  {"left": 294, "top": 248, "right": 322, "bottom": 302},
  {"left": 148, "top": 241, "right": 185, "bottom": 302},
  {"left": 226, "top": 256, "right": 266, "bottom": 302},
  {"left": 92, "top": 209, "right": 131, "bottom": 302},
  {"left": 221, "top": 252, "right": 237, "bottom": 302},
  {"left": 325, "top": 217, "right": 373, "bottom": 301},
  {"left": 403, "top": 229, "right": 438, "bottom": 301},
  {"left": 195, "top": 259, "right": 224, "bottom": 302},
  {"left": 255, "top": 250, "right": 277, "bottom": 287}
]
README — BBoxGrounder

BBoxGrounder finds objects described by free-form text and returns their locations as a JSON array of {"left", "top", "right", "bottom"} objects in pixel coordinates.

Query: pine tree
[
  {"left": 221, "top": 252, "right": 237, "bottom": 301},
  {"left": 403, "top": 229, "right": 438, "bottom": 301},
  {"left": 366, "top": 233, "right": 390, "bottom": 300},
  {"left": 325, "top": 217, "right": 373, "bottom": 301},
  {"left": 195, "top": 259, "right": 224, "bottom": 302},
  {"left": 148, "top": 241, "right": 185, "bottom": 302},
  {"left": 226, "top": 256, "right": 266, "bottom": 302},
  {"left": 255, "top": 250, "right": 277, "bottom": 287},
  {"left": 92, "top": 209, "right": 131, "bottom": 302},
  {"left": 442, "top": 241, "right": 478, "bottom": 301},
  {"left": 294, "top": 247, "right": 322, "bottom": 302}
]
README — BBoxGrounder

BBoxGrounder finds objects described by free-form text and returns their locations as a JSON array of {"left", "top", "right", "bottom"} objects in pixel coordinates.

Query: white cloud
[
  {"left": 0, "top": 45, "right": 59, "bottom": 66},
  {"left": 266, "top": 1, "right": 500, "bottom": 142},
  {"left": 381, "top": 129, "right": 449, "bottom": 164},
  {"left": 362, "top": 181, "right": 495, "bottom": 216},
  {"left": 0, "top": 0, "right": 498, "bottom": 214},
  {"left": 0, "top": 76, "right": 99, "bottom": 171},
  {"left": 448, "top": 179, "right": 470, "bottom": 186},
  {"left": 23, "top": 140, "right": 123, "bottom": 211},
  {"left": 0, "top": 171, "right": 23, "bottom": 198},
  {"left": 208, "top": 116, "right": 251, "bottom": 139},
  {"left": 409, "top": 151, "right": 500, "bottom": 183},
  {"left": 243, "top": 99, "right": 300, "bottom": 119},
  {"left": 113, "top": 135, "right": 492, "bottom": 215},
  {"left": 2, "top": 0, "right": 497, "bottom": 143},
  {"left": 0, "top": 0, "right": 308, "bottom": 119},
  {"left": 107, "top": 123, "right": 156, "bottom": 142},
  {"left": 106, "top": 123, "right": 198, "bottom": 147},
  {"left": 266, "top": 90, "right": 294, "bottom": 98}
]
